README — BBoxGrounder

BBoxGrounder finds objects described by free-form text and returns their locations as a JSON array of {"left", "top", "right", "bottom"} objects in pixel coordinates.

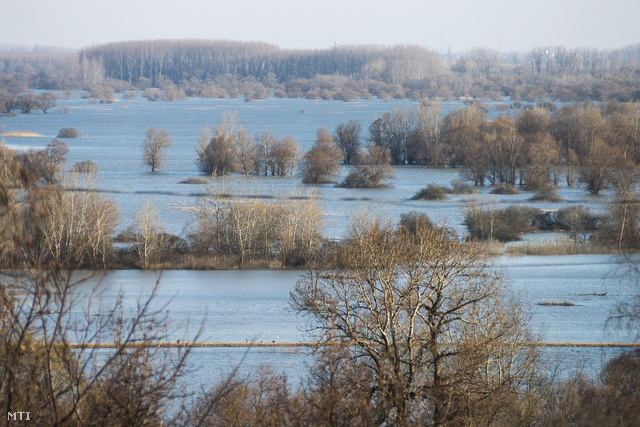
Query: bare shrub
[
  {"left": 412, "top": 184, "right": 448, "bottom": 200},
  {"left": 71, "top": 160, "right": 99, "bottom": 173},
  {"left": 339, "top": 146, "right": 395, "bottom": 188},
  {"left": 464, "top": 197, "right": 539, "bottom": 241},
  {"left": 448, "top": 179, "right": 474, "bottom": 194},
  {"left": 490, "top": 184, "right": 520, "bottom": 195},
  {"left": 190, "top": 185, "right": 323, "bottom": 266},
  {"left": 57, "top": 127, "right": 81, "bottom": 138}
]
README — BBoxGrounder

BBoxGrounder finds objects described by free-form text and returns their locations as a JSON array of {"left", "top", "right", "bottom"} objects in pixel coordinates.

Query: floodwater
[
  {"left": 65, "top": 255, "right": 638, "bottom": 385},
  {"left": 1, "top": 92, "right": 615, "bottom": 237},
  {"left": 2, "top": 93, "right": 637, "bottom": 386}
]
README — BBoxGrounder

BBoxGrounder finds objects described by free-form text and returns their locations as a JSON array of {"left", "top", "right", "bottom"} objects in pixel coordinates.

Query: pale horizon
[{"left": 2, "top": 0, "right": 639, "bottom": 54}]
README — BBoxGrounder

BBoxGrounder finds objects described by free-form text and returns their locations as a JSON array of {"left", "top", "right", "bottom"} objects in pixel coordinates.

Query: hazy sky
[{"left": 4, "top": 0, "right": 639, "bottom": 52}]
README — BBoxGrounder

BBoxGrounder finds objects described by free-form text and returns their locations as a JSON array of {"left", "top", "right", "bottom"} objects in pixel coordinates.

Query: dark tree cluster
[
  {"left": 196, "top": 113, "right": 300, "bottom": 177},
  {"left": 393, "top": 101, "right": 640, "bottom": 195}
]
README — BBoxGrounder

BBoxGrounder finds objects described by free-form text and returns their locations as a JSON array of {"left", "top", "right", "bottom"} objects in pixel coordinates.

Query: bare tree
[
  {"left": 17, "top": 139, "right": 69, "bottom": 184},
  {"left": 18, "top": 92, "right": 37, "bottom": 113},
  {"left": 269, "top": 136, "right": 299, "bottom": 176},
  {"left": 197, "top": 133, "right": 239, "bottom": 176},
  {"left": 578, "top": 138, "right": 621, "bottom": 194},
  {"left": 408, "top": 101, "right": 442, "bottom": 165},
  {"left": 300, "top": 127, "right": 344, "bottom": 184},
  {"left": 36, "top": 92, "right": 58, "bottom": 114},
  {"left": 142, "top": 127, "right": 171, "bottom": 172},
  {"left": 485, "top": 115, "right": 525, "bottom": 185},
  {"left": 292, "top": 218, "right": 542, "bottom": 425},
  {"left": 471, "top": 47, "right": 500, "bottom": 77},
  {"left": 132, "top": 200, "right": 166, "bottom": 269},
  {"left": 334, "top": 120, "right": 361, "bottom": 164},
  {"left": 190, "top": 184, "right": 323, "bottom": 266},
  {"left": 254, "top": 130, "right": 276, "bottom": 176},
  {"left": 234, "top": 128, "right": 256, "bottom": 176},
  {"left": 33, "top": 173, "right": 119, "bottom": 268},
  {"left": 0, "top": 166, "right": 195, "bottom": 426}
]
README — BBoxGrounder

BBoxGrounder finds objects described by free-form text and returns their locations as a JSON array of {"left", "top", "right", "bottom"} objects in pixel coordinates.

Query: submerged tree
[
  {"left": 339, "top": 146, "right": 395, "bottom": 188},
  {"left": 300, "top": 127, "right": 344, "bottom": 184},
  {"left": 142, "top": 127, "right": 172, "bottom": 172},
  {"left": 334, "top": 120, "right": 361, "bottom": 164},
  {"left": 132, "top": 200, "right": 166, "bottom": 268}
]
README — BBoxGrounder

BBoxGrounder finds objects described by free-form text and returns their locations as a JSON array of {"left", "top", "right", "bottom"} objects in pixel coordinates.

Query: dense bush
[
  {"left": 535, "top": 206, "right": 598, "bottom": 236},
  {"left": 398, "top": 211, "right": 433, "bottom": 235},
  {"left": 338, "top": 147, "right": 395, "bottom": 188},
  {"left": 300, "top": 128, "right": 343, "bottom": 184},
  {"left": 595, "top": 198, "right": 640, "bottom": 248},
  {"left": 57, "top": 127, "right": 81, "bottom": 138},
  {"left": 490, "top": 185, "right": 520, "bottom": 195},
  {"left": 412, "top": 184, "right": 448, "bottom": 200},
  {"left": 529, "top": 187, "right": 563, "bottom": 201},
  {"left": 464, "top": 203, "right": 539, "bottom": 241},
  {"left": 71, "top": 160, "right": 99, "bottom": 173},
  {"left": 179, "top": 177, "right": 208, "bottom": 184},
  {"left": 448, "top": 179, "right": 474, "bottom": 194}
]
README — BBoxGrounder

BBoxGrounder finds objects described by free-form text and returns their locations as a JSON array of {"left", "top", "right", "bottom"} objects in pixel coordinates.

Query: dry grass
[
  {"left": 3, "top": 131, "right": 42, "bottom": 137},
  {"left": 149, "top": 253, "right": 285, "bottom": 270},
  {"left": 505, "top": 239, "right": 615, "bottom": 256},
  {"left": 477, "top": 240, "right": 505, "bottom": 257}
]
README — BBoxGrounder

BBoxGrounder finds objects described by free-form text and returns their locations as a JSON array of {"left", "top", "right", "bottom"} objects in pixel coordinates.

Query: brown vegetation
[
  {"left": 142, "top": 127, "right": 171, "bottom": 172},
  {"left": 2, "top": 131, "right": 42, "bottom": 137},
  {"left": 292, "top": 217, "right": 545, "bottom": 425},
  {"left": 300, "top": 128, "right": 343, "bottom": 184},
  {"left": 339, "top": 145, "right": 395, "bottom": 188},
  {"left": 196, "top": 112, "right": 300, "bottom": 178}
]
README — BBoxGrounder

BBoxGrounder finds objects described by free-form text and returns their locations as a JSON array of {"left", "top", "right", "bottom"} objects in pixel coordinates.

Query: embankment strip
[{"left": 67, "top": 342, "right": 640, "bottom": 349}]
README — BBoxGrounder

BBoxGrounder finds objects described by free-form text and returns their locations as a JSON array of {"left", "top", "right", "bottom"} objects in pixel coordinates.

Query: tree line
[
  {"left": 356, "top": 101, "right": 640, "bottom": 195},
  {"left": 188, "top": 101, "right": 640, "bottom": 194},
  {"left": 2, "top": 40, "right": 640, "bottom": 102}
]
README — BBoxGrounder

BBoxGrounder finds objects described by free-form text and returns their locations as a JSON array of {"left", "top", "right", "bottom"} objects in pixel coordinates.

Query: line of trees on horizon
[{"left": 1, "top": 39, "right": 640, "bottom": 102}]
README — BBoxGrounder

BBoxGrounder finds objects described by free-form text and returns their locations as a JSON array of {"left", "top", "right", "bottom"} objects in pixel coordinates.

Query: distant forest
[{"left": 1, "top": 39, "right": 640, "bottom": 102}]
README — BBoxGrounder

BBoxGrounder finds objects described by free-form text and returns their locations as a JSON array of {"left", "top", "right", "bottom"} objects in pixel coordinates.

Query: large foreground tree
[{"left": 292, "top": 219, "right": 543, "bottom": 426}]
